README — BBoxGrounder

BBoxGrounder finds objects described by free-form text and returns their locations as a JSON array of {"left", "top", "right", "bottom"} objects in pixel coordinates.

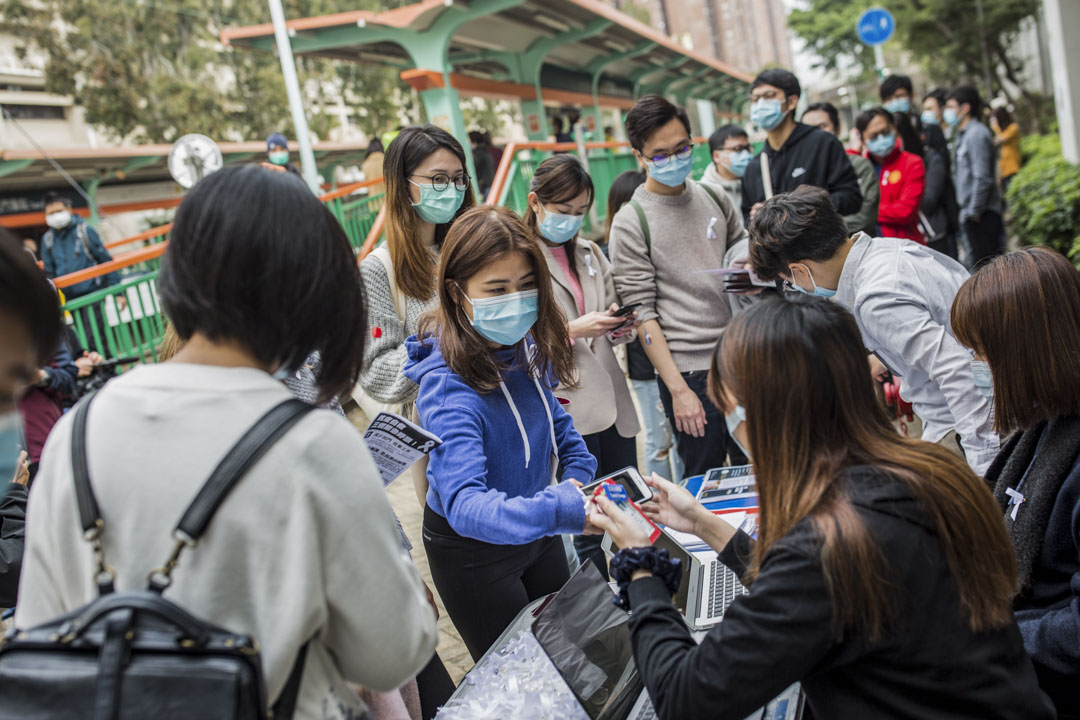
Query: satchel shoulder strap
[
  {"left": 629, "top": 198, "right": 651, "bottom": 259},
  {"left": 72, "top": 394, "right": 315, "bottom": 592},
  {"left": 760, "top": 152, "right": 774, "bottom": 200},
  {"left": 369, "top": 245, "right": 408, "bottom": 324}
]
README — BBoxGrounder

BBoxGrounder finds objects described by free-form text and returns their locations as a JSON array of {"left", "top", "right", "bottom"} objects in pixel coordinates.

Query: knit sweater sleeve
[
  {"left": 359, "top": 256, "right": 419, "bottom": 405},
  {"left": 608, "top": 204, "right": 658, "bottom": 324}
]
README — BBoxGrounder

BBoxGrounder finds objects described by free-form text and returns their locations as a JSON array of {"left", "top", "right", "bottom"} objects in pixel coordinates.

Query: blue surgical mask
[
  {"left": 943, "top": 107, "right": 960, "bottom": 128},
  {"left": 971, "top": 360, "right": 993, "bottom": 400},
  {"left": 724, "top": 404, "right": 751, "bottom": 459},
  {"left": 646, "top": 151, "right": 693, "bottom": 188},
  {"left": 867, "top": 133, "right": 897, "bottom": 158},
  {"left": 538, "top": 208, "right": 583, "bottom": 244},
  {"left": 465, "top": 289, "right": 539, "bottom": 346},
  {"left": 920, "top": 110, "right": 939, "bottom": 126},
  {"left": 750, "top": 98, "right": 786, "bottom": 131},
  {"left": 884, "top": 97, "right": 911, "bottom": 114},
  {"left": 728, "top": 150, "right": 753, "bottom": 178},
  {"left": 410, "top": 180, "right": 466, "bottom": 225},
  {"left": 0, "top": 412, "right": 22, "bottom": 485},
  {"left": 789, "top": 264, "right": 837, "bottom": 298},
  {"left": 268, "top": 150, "right": 289, "bottom": 166}
]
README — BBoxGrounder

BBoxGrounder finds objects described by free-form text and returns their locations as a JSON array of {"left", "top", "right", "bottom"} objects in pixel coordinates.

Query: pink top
[{"left": 549, "top": 245, "right": 585, "bottom": 316}]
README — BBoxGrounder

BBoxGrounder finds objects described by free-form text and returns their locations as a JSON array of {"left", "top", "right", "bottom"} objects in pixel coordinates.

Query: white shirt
[
  {"left": 16, "top": 363, "right": 437, "bottom": 719},
  {"left": 834, "top": 234, "right": 999, "bottom": 474}
]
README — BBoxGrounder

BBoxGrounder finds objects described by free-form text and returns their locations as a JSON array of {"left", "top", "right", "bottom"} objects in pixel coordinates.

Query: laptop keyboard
[{"left": 707, "top": 561, "right": 749, "bottom": 619}]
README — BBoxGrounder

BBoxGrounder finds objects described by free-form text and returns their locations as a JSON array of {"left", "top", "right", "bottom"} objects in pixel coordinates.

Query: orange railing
[{"left": 52, "top": 176, "right": 384, "bottom": 288}]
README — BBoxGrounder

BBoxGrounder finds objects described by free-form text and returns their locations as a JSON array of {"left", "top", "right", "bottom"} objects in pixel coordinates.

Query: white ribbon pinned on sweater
[{"left": 706, "top": 216, "right": 719, "bottom": 240}]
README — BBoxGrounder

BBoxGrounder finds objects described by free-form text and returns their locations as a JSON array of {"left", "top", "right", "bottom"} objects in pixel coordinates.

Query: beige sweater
[
  {"left": 609, "top": 180, "right": 748, "bottom": 372},
  {"left": 17, "top": 363, "right": 437, "bottom": 720}
]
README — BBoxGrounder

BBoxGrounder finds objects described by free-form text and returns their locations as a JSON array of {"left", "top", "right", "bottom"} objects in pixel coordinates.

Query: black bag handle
[{"left": 72, "top": 394, "right": 314, "bottom": 593}]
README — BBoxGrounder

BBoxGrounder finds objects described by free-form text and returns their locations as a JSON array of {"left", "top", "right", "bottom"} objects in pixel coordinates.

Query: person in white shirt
[
  {"left": 16, "top": 165, "right": 438, "bottom": 719},
  {"left": 746, "top": 185, "right": 998, "bottom": 474}
]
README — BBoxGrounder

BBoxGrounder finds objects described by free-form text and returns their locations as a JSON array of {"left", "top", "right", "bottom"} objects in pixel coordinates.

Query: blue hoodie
[{"left": 403, "top": 334, "right": 596, "bottom": 545}]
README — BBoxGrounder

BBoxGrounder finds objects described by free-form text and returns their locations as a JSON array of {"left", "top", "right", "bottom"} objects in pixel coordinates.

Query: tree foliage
[
  {"left": 788, "top": 0, "right": 1041, "bottom": 107},
  {"left": 0, "top": 0, "right": 413, "bottom": 143}
]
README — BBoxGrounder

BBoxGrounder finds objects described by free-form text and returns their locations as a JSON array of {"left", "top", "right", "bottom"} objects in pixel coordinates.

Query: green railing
[
  {"left": 63, "top": 271, "right": 166, "bottom": 366},
  {"left": 337, "top": 192, "right": 386, "bottom": 253}
]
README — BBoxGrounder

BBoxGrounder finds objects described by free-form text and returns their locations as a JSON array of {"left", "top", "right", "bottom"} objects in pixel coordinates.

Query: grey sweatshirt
[
  {"left": 609, "top": 180, "right": 747, "bottom": 372},
  {"left": 954, "top": 119, "right": 1003, "bottom": 223},
  {"left": 359, "top": 252, "right": 439, "bottom": 404}
]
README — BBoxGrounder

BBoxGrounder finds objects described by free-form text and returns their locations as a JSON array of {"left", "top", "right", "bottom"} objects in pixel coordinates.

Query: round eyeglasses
[
  {"left": 411, "top": 173, "right": 470, "bottom": 192},
  {"left": 648, "top": 144, "right": 694, "bottom": 168}
]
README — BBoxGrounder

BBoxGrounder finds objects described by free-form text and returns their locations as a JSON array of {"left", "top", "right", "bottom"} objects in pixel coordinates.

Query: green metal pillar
[{"left": 82, "top": 177, "right": 102, "bottom": 229}]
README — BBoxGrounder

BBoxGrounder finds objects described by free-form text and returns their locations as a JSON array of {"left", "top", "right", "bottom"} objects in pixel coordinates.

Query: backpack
[
  {"left": 43, "top": 222, "right": 93, "bottom": 258},
  {"left": 0, "top": 395, "right": 315, "bottom": 720},
  {"left": 628, "top": 181, "right": 730, "bottom": 258}
]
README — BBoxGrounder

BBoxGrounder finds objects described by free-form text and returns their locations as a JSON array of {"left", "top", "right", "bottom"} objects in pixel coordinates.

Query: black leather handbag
[{"left": 0, "top": 395, "right": 315, "bottom": 720}]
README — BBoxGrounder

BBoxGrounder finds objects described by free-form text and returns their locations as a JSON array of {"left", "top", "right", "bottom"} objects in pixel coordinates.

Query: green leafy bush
[{"left": 1008, "top": 134, "right": 1080, "bottom": 266}]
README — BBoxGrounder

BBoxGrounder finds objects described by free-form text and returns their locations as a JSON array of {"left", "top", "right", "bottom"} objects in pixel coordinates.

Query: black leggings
[
  {"left": 574, "top": 424, "right": 637, "bottom": 580},
  {"left": 416, "top": 652, "right": 455, "bottom": 720},
  {"left": 422, "top": 506, "right": 570, "bottom": 661}
]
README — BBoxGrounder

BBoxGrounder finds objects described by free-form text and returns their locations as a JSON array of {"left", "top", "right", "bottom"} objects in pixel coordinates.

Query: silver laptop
[{"left": 603, "top": 526, "right": 748, "bottom": 631}]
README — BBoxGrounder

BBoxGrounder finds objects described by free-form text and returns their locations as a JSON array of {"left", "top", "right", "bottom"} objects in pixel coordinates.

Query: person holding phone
[
  {"left": 404, "top": 206, "right": 599, "bottom": 661},
  {"left": 524, "top": 155, "right": 640, "bottom": 579},
  {"left": 590, "top": 295, "right": 1053, "bottom": 720}
]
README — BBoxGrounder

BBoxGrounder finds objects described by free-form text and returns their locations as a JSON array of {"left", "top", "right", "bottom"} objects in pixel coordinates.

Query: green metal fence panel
[
  {"left": 691, "top": 143, "right": 713, "bottom": 182},
  {"left": 339, "top": 192, "right": 386, "bottom": 252},
  {"left": 63, "top": 270, "right": 166, "bottom": 368}
]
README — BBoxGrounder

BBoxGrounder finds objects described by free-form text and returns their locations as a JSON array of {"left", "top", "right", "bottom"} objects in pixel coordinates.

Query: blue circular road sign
[{"left": 857, "top": 7, "right": 895, "bottom": 46}]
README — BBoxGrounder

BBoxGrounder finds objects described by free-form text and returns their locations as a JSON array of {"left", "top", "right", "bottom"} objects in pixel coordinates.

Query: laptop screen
[
  {"left": 532, "top": 562, "right": 643, "bottom": 720},
  {"left": 652, "top": 528, "right": 694, "bottom": 613}
]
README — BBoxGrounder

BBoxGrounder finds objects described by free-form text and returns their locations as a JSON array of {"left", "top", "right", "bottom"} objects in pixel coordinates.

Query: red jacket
[{"left": 871, "top": 144, "right": 926, "bottom": 244}]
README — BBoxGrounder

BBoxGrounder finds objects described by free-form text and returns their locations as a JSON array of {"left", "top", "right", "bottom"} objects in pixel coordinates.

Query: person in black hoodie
[
  {"left": 953, "top": 247, "right": 1080, "bottom": 718},
  {"left": 741, "top": 68, "right": 861, "bottom": 224},
  {"left": 590, "top": 295, "right": 1054, "bottom": 720}
]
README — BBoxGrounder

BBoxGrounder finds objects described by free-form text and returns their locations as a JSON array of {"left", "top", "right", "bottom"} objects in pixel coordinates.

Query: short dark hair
[
  {"left": 42, "top": 191, "right": 70, "bottom": 208},
  {"left": 552, "top": 116, "right": 564, "bottom": 133},
  {"left": 0, "top": 228, "right": 61, "bottom": 370},
  {"left": 879, "top": 75, "right": 912, "bottom": 101},
  {"left": 159, "top": 165, "right": 366, "bottom": 403},
  {"left": 923, "top": 88, "right": 948, "bottom": 106},
  {"left": 803, "top": 102, "right": 840, "bottom": 133},
  {"left": 855, "top": 107, "right": 894, "bottom": 134},
  {"left": 708, "top": 124, "right": 749, "bottom": 154},
  {"left": 751, "top": 69, "right": 801, "bottom": 99},
  {"left": 748, "top": 186, "right": 848, "bottom": 281},
  {"left": 624, "top": 95, "right": 691, "bottom": 152},
  {"left": 952, "top": 247, "right": 1080, "bottom": 434},
  {"left": 947, "top": 84, "right": 982, "bottom": 118}
]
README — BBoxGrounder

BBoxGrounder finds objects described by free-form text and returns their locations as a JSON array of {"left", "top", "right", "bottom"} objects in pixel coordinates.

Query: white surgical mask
[{"left": 45, "top": 210, "right": 72, "bottom": 230}]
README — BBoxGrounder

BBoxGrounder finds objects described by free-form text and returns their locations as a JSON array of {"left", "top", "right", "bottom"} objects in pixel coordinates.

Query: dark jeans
[
  {"left": 927, "top": 232, "right": 958, "bottom": 260},
  {"left": 658, "top": 370, "right": 745, "bottom": 477},
  {"left": 573, "top": 424, "right": 637, "bottom": 580},
  {"left": 423, "top": 506, "right": 570, "bottom": 661},
  {"left": 963, "top": 211, "right": 1005, "bottom": 268}
]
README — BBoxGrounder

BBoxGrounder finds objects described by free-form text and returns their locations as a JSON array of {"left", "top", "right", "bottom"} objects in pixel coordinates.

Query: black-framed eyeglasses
[
  {"left": 647, "top": 143, "right": 693, "bottom": 168},
  {"left": 411, "top": 173, "right": 470, "bottom": 192},
  {"left": 724, "top": 144, "right": 752, "bottom": 153}
]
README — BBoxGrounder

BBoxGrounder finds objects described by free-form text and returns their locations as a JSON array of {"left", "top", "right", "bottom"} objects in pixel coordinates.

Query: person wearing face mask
[
  {"left": 264, "top": 132, "right": 301, "bottom": 176},
  {"left": 802, "top": 102, "right": 880, "bottom": 236},
  {"left": 855, "top": 107, "right": 927, "bottom": 244},
  {"left": 609, "top": 95, "right": 749, "bottom": 478},
  {"left": 0, "top": 229, "right": 63, "bottom": 607},
  {"left": 921, "top": 88, "right": 949, "bottom": 128},
  {"left": 748, "top": 186, "right": 999, "bottom": 475},
  {"left": 38, "top": 192, "right": 118, "bottom": 300},
  {"left": 703, "top": 124, "right": 752, "bottom": 212},
  {"left": 524, "top": 155, "right": 641, "bottom": 579},
  {"left": 945, "top": 84, "right": 1004, "bottom": 267},
  {"left": 588, "top": 295, "right": 1054, "bottom": 720},
  {"left": 740, "top": 68, "right": 861, "bottom": 225},
  {"left": 952, "top": 247, "right": 1080, "bottom": 717},
  {"left": 879, "top": 74, "right": 914, "bottom": 117},
  {"left": 357, "top": 125, "right": 476, "bottom": 502},
  {"left": 404, "top": 206, "right": 598, "bottom": 662}
]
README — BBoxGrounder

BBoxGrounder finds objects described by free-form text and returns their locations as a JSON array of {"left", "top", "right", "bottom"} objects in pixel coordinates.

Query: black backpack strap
[
  {"left": 71, "top": 392, "right": 103, "bottom": 536},
  {"left": 271, "top": 642, "right": 310, "bottom": 720},
  {"left": 175, "top": 399, "right": 313, "bottom": 543},
  {"left": 629, "top": 198, "right": 651, "bottom": 260}
]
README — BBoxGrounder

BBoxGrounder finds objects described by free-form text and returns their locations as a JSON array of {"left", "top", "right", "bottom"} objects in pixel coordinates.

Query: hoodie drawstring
[{"left": 498, "top": 377, "right": 559, "bottom": 471}]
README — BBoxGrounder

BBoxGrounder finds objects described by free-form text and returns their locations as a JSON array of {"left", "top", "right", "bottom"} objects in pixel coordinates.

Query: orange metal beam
[
  {"left": 53, "top": 243, "right": 168, "bottom": 290},
  {"left": 400, "top": 69, "right": 637, "bottom": 110}
]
